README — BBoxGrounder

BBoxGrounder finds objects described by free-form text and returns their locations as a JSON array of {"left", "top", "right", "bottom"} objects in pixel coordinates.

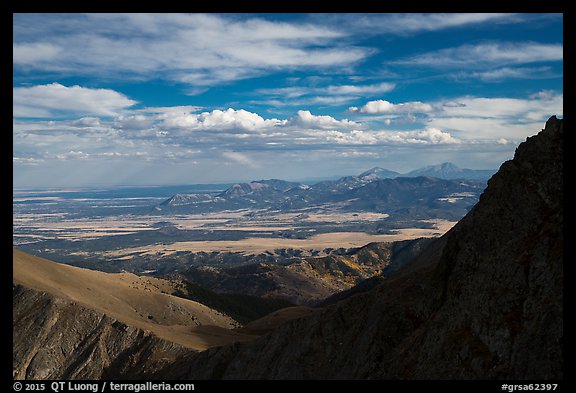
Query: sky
[{"left": 13, "top": 13, "right": 563, "bottom": 188}]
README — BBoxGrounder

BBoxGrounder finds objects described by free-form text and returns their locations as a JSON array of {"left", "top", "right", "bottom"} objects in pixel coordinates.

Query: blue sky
[{"left": 13, "top": 13, "right": 563, "bottom": 188}]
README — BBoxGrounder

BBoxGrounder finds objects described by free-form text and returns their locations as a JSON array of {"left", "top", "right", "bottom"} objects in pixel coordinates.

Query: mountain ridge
[
  {"left": 359, "top": 167, "right": 400, "bottom": 179},
  {"left": 405, "top": 162, "right": 496, "bottom": 180},
  {"left": 156, "top": 172, "right": 487, "bottom": 220},
  {"left": 159, "top": 162, "right": 495, "bottom": 210},
  {"left": 155, "top": 116, "right": 563, "bottom": 379},
  {"left": 12, "top": 249, "right": 250, "bottom": 351}
]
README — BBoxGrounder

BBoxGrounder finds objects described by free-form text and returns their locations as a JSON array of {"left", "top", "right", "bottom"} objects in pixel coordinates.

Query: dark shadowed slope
[
  {"left": 179, "top": 237, "right": 434, "bottom": 306},
  {"left": 158, "top": 116, "right": 562, "bottom": 380}
]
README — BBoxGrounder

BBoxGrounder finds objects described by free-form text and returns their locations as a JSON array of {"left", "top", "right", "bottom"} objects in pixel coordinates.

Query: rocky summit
[{"left": 157, "top": 116, "right": 563, "bottom": 379}]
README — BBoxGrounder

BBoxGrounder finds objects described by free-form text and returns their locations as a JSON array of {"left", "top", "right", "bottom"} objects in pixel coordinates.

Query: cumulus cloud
[
  {"left": 14, "top": 103, "right": 466, "bottom": 171},
  {"left": 288, "top": 110, "right": 359, "bottom": 129},
  {"left": 408, "top": 128, "right": 460, "bottom": 144},
  {"left": 13, "top": 83, "right": 137, "bottom": 118},
  {"left": 349, "top": 99, "right": 434, "bottom": 114},
  {"left": 319, "top": 127, "right": 459, "bottom": 145},
  {"left": 161, "top": 108, "right": 286, "bottom": 132},
  {"left": 17, "top": 91, "right": 558, "bottom": 174}
]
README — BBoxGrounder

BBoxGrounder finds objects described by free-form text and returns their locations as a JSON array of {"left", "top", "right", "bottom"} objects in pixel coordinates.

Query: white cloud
[
  {"left": 155, "top": 108, "right": 359, "bottom": 140},
  {"left": 137, "top": 106, "right": 204, "bottom": 114},
  {"left": 255, "top": 82, "right": 396, "bottom": 107},
  {"left": 55, "top": 150, "right": 90, "bottom": 160},
  {"left": 288, "top": 110, "right": 359, "bottom": 129},
  {"left": 13, "top": 83, "right": 137, "bottom": 118},
  {"left": 161, "top": 108, "right": 286, "bottom": 132},
  {"left": 409, "top": 128, "right": 460, "bottom": 144},
  {"left": 427, "top": 117, "right": 544, "bottom": 141},
  {"left": 115, "top": 115, "right": 156, "bottom": 131},
  {"left": 325, "top": 13, "right": 519, "bottom": 35},
  {"left": 256, "top": 86, "right": 311, "bottom": 99},
  {"left": 319, "top": 127, "right": 460, "bottom": 145},
  {"left": 13, "top": 157, "right": 44, "bottom": 166},
  {"left": 394, "top": 41, "right": 563, "bottom": 68},
  {"left": 14, "top": 104, "right": 466, "bottom": 171},
  {"left": 386, "top": 13, "right": 516, "bottom": 33},
  {"left": 438, "top": 93, "right": 562, "bottom": 120},
  {"left": 221, "top": 151, "right": 259, "bottom": 167},
  {"left": 347, "top": 92, "right": 563, "bottom": 143},
  {"left": 529, "top": 90, "right": 558, "bottom": 100},
  {"left": 70, "top": 117, "right": 102, "bottom": 128},
  {"left": 13, "top": 13, "right": 372, "bottom": 89},
  {"left": 15, "top": 91, "right": 559, "bottom": 175},
  {"left": 307, "top": 96, "right": 361, "bottom": 106},
  {"left": 324, "top": 82, "right": 395, "bottom": 95},
  {"left": 13, "top": 42, "right": 62, "bottom": 64},
  {"left": 349, "top": 99, "right": 434, "bottom": 114},
  {"left": 463, "top": 66, "right": 558, "bottom": 81},
  {"left": 428, "top": 91, "right": 563, "bottom": 140},
  {"left": 199, "top": 109, "right": 285, "bottom": 131}
]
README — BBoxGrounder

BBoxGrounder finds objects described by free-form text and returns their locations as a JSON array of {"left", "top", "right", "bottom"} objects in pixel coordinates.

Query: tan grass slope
[{"left": 13, "top": 249, "right": 257, "bottom": 351}]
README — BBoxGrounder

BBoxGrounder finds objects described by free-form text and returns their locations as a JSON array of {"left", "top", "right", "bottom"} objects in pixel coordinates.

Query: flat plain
[{"left": 14, "top": 203, "right": 455, "bottom": 260}]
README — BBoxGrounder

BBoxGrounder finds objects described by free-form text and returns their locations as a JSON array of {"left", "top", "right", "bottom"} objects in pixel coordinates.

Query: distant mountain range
[
  {"left": 404, "top": 162, "right": 496, "bottom": 180},
  {"left": 156, "top": 162, "right": 493, "bottom": 217},
  {"left": 362, "top": 162, "right": 495, "bottom": 180}
]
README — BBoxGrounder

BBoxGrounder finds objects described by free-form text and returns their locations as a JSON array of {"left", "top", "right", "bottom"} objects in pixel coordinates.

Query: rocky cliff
[{"left": 158, "top": 116, "right": 563, "bottom": 379}]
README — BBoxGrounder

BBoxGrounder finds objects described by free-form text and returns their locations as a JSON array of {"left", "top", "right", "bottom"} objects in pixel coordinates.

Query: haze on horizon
[{"left": 13, "top": 13, "right": 563, "bottom": 188}]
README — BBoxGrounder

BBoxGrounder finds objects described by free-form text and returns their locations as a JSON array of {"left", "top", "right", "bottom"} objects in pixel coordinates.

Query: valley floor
[{"left": 104, "top": 220, "right": 455, "bottom": 258}]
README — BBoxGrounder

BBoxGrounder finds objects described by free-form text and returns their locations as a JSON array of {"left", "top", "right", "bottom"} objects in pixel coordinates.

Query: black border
[{"left": 8, "top": 2, "right": 573, "bottom": 390}]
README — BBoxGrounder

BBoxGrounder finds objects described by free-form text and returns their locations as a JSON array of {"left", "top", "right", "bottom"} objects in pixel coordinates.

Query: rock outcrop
[
  {"left": 13, "top": 284, "right": 189, "bottom": 380},
  {"left": 158, "top": 116, "right": 563, "bottom": 379}
]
